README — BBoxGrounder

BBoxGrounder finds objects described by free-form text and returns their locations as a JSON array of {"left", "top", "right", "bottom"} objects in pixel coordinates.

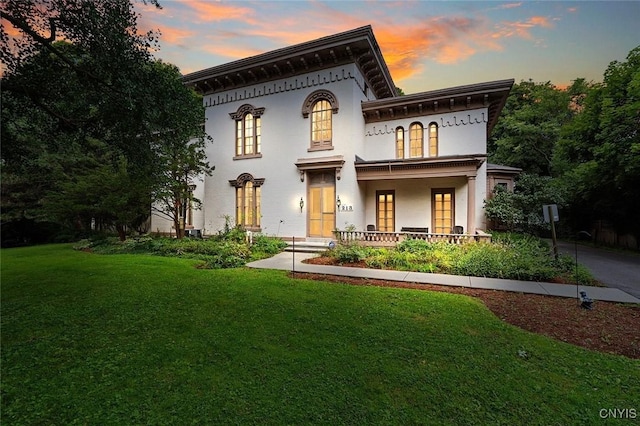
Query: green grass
[{"left": 2, "top": 245, "right": 638, "bottom": 425}]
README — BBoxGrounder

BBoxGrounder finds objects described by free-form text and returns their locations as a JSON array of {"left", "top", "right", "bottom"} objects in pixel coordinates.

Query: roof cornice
[
  {"left": 183, "top": 25, "right": 397, "bottom": 100},
  {"left": 361, "top": 79, "right": 515, "bottom": 136}
]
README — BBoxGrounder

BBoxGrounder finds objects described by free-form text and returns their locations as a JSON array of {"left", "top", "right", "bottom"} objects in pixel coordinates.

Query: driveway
[{"left": 554, "top": 240, "right": 640, "bottom": 299}]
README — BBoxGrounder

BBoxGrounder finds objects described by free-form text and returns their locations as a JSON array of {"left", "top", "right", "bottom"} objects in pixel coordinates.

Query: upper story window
[
  {"left": 302, "top": 90, "right": 339, "bottom": 151},
  {"left": 311, "top": 100, "right": 332, "bottom": 148},
  {"left": 229, "top": 104, "right": 265, "bottom": 159},
  {"left": 428, "top": 122, "right": 438, "bottom": 157},
  {"left": 409, "top": 122, "right": 423, "bottom": 158},
  {"left": 395, "top": 127, "right": 405, "bottom": 159}
]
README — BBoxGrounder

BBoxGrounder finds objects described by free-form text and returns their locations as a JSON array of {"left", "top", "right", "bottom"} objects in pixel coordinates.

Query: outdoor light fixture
[
  {"left": 299, "top": 197, "right": 304, "bottom": 212},
  {"left": 336, "top": 195, "right": 341, "bottom": 208}
]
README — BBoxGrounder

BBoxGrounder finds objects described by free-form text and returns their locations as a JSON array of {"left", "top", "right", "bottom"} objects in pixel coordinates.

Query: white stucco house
[{"left": 151, "top": 26, "right": 515, "bottom": 241}]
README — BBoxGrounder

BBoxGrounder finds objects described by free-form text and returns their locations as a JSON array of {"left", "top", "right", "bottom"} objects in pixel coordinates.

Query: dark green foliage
[
  {"left": 553, "top": 46, "right": 640, "bottom": 240},
  {"left": 328, "top": 244, "right": 372, "bottom": 264},
  {"left": 1, "top": 1, "right": 209, "bottom": 243},
  {"left": 484, "top": 173, "right": 566, "bottom": 234},
  {"left": 249, "top": 235, "right": 288, "bottom": 260},
  {"left": 489, "top": 80, "right": 573, "bottom": 176},
  {"left": 332, "top": 233, "right": 594, "bottom": 283},
  {"left": 73, "top": 234, "right": 286, "bottom": 269}
]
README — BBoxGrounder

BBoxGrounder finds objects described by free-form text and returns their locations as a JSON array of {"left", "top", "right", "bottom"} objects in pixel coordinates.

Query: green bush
[
  {"left": 250, "top": 235, "right": 288, "bottom": 260},
  {"left": 330, "top": 244, "right": 370, "bottom": 264},
  {"left": 73, "top": 233, "right": 287, "bottom": 269},
  {"left": 329, "top": 232, "right": 595, "bottom": 283}
]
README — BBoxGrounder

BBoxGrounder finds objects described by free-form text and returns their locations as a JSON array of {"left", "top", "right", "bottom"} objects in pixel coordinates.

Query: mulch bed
[{"left": 293, "top": 259, "right": 640, "bottom": 359}]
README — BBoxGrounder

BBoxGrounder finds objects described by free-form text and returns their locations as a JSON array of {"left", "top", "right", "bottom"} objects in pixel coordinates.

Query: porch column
[{"left": 466, "top": 176, "right": 476, "bottom": 234}]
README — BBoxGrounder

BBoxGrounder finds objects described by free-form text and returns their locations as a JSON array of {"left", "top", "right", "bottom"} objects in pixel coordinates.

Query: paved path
[
  {"left": 247, "top": 252, "right": 640, "bottom": 304},
  {"left": 554, "top": 240, "right": 640, "bottom": 299}
]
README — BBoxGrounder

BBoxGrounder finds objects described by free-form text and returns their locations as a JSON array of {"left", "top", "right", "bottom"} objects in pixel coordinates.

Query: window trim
[
  {"left": 376, "top": 190, "right": 395, "bottom": 232},
  {"left": 431, "top": 188, "right": 455, "bottom": 234},
  {"left": 395, "top": 127, "right": 405, "bottom": 159},
  {"left": 428, "top": 122, "right": 438, "bottom": 157},
  {"left": 229, "top": 173, "right": 264, "bottom": 230},
  {"left": 302, "top": 90, "right": 338, "bottom": 152},
  {"left": 409, "top": 122, "right": 424, "bottom": 158},
  {"left": 230, "top": 104, "right": 265, "bottom": 159}
]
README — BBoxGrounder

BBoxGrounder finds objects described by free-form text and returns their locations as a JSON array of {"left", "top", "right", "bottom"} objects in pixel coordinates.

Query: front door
[{"left": 308, "top": 172, "right": 335, "bottom": 238}]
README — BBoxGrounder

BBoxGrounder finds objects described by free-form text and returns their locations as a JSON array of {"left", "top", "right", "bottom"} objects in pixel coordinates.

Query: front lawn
[{"left": 2, "top": 245, "right": 637, "bottom": 424}]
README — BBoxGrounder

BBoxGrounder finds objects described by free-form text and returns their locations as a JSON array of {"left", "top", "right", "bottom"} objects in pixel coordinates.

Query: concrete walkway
[{"left": 247, "top": 252, "right": 640, "bottom": 304}]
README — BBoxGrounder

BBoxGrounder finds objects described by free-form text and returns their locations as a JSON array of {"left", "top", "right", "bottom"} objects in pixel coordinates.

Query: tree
[
  {"left": 148, "top": 62, "right": 214, "bottom": 239},
  {"left": 1, "top": 2, "right": 213, "bottom": 243},
  {"left": 554, "top": 46, "right": 640, "bottom": 239},
  {"left": 484, "top": 173, "right": 566, "bottom": 234},
  {"left": 489, "top": 80, "right": 572, "bottom": 176}
]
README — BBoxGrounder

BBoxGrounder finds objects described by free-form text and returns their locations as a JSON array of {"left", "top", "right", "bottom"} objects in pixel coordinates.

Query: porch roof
[{"left": 354, "top": 154, "right": 486, "bottom": 181}]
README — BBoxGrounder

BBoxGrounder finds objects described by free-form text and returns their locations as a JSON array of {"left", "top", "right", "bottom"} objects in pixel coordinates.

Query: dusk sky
[{"left": 137, "top": 1, "right": 640, "bottom": 94}]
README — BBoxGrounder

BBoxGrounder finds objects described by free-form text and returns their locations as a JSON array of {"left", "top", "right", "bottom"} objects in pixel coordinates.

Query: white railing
[{"left": 333, "top": 230, "right": 490, "bottom": 246}]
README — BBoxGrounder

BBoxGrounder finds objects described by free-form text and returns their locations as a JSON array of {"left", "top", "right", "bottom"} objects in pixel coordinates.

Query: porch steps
[{"left": 284, "top": 239, "right": 335, "bottom": 253}]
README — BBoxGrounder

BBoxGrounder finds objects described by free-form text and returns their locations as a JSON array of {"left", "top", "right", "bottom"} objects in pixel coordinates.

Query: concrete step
[{"left": 284, "top": 239, "right": 335, "bottom": 253}]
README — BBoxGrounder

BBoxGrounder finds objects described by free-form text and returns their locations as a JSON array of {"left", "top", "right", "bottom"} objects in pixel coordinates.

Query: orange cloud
[
  {"left": 181, "top": 0, "right": 256, "bottom": 24},
  {"left": 159, "top": 27, "right": 195, "bottom": 45},
  {"left": 492, "top": 15, "right": 553, "bottom": 40}
]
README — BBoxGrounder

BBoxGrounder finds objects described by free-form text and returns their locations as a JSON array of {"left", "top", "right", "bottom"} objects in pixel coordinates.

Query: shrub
[
  {"left": 330, "top": 244, "right": 370, "bottom": 264},
  {"left": 250, "top": 236, "right": 288, "bottom": 260},
  {"left": 204, "top": 241, "right": 251, "bottom": 269}
]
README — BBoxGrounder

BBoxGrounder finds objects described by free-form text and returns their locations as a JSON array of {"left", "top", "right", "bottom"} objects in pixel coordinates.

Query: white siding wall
[
  {"left": 151, "top": 65, "right": 494, "bottom": 236},
  {"left": 200, "top": 64, "right": 370, "bottom": 237},
  {"left": 362, "top": 108, "right": 488, "bottom": 160}
]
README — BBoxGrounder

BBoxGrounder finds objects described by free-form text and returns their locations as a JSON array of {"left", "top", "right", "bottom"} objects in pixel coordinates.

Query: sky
[{"left": 138, "top": 1, "right": 640, "bottom": 93}]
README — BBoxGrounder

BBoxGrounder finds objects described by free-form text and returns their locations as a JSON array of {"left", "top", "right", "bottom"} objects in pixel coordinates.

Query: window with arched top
[
  {"left": 395, "top": 127, "right": 405, "bottom": 159},
  {"left": 302, "top": 90, "right": 338, "bottom": 151},
  {"left": 229, "top": 173, "right": 264, "bottom": 229},
  {"left": 428, "top": 122, "right": 438, "bottom": 157},
  {"left": 409, "top": 122, "right": 423, "bottom": 158},
  {"left": 229, "top": 104, "right": 264, "bottom": 158}
]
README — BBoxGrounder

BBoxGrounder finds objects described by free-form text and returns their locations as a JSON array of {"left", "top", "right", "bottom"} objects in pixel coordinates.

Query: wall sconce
[
  {"left": 336, "top": 195, "right": 341, "bottom": 209},
  {"left": 299, "top": 197, "right": 304, "bottom": 212}
]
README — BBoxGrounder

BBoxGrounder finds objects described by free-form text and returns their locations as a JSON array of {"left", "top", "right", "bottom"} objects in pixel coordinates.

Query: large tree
[
  {"left": 489, "top": 80, "right": 572, "bottom": 176},
  {"left": 554, "top": 46, "right": 640, "bottom": 239},
  {"left": 148, "top": 61, "right": 214, "bottom": 239},
  {"left": 1, "top": 1, "right": 213, "bottom": 243}
]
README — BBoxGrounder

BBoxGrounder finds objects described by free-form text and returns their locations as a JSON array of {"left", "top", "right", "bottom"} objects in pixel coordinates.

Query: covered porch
[{"left": 354, "top": 155, "right": 487, "bottom": 238}]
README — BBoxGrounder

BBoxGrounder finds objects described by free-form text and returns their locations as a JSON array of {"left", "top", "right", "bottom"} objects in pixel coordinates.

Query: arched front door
[{"left": 308, "top": 171, "right": 335, "bottom": 238}]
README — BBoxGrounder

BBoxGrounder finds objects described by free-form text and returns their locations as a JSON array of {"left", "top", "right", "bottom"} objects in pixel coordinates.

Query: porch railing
[{"left": 333, "top": 230, "right": 491, "bottom": 246}]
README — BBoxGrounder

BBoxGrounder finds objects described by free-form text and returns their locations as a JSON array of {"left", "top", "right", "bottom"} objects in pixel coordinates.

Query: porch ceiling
[{"left": 354, "top": 155, "right": 486, "bottom": 181}]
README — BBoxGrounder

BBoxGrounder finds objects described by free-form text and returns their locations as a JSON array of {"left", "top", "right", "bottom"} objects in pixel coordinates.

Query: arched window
[
  {"left": 428, "top": 122, "right": 438, "bottom": 157},
  {"left": 230, "top": 104, "right": 264, "bottom": 158},
  {"left": 311, "top": 100, "right": 332, "bottom": 149},
  {"left": 302, "top": 90, "right": 338, "bottom": 151},
  {"left": 395, "top": 127, "right": 405, "bottom": 159},
  {"left": 409, "top": 122, "right": 423, "bottom": 158},
  {"left": 229, "top": 173, "right": 264, "bottom": 230}
]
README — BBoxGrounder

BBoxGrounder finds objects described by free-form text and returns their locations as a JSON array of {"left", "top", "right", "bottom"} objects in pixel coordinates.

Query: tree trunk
[
  {"left": 116, "top": 224, "right": 127, "bottom": 241},
  {"left": 174, "top": 218, "right": 184, "bottom": 239}
]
